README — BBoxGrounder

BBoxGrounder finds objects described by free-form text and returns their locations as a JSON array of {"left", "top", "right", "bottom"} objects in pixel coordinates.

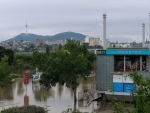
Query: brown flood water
[{"left": 0, "top": 77, "right": 113, "bottom": 113}]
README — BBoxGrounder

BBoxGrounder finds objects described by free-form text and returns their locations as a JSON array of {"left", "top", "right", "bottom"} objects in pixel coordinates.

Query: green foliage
[
  {"left": 46, "top": 45, "right": 50, "bottom": 55},
  {"left": 14, "top": 54, "right": 33, "bottom": 67},
  {"left": 33, "top": 51, "right": 48, "bottom": 71},
  {"left": 0, "top": 56, "right": 17, "bottom": 88},
  {"left": 36, "top": 40, "right": 96, "bottom": 111},
  {"left": 130, "top": 72, "right": 150, "bottom": 113},
  {"left": 112, "top": 71, "right": 150, "bottom": 113},
  {"left": 0, "top": 46, "right": 14, "bottom": 65},
  {"left": 1, "top": 105, "right": 46, "bottom": 113},
  {"left": 111, "top": 100, "right": 130, "bottom": 113},
  {"left": 62, "top": 108, "right": 81, "bottom": 113},
  {"left": 12, "top": 54, "right": 34, "bottom": 75},
  {"left": 39, "top": 40, "right": 96, "bottom": 90}
]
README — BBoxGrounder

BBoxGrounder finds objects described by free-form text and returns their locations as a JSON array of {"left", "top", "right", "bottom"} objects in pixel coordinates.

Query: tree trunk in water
[{"left": 73, "top": 88, "right": 77, "bottom": 112}]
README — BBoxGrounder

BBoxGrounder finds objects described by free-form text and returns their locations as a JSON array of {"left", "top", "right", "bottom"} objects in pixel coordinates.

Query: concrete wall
[{"left": 146, "top": 56, "right": 150, "bottom": 71}]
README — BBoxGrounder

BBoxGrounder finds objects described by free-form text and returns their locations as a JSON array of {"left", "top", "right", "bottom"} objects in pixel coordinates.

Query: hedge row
[{"left": 1, "top": 105, "right": 46, "bottom": 113}]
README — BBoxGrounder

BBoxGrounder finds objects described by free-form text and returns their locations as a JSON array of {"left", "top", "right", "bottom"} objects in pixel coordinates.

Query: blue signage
[{"left": 97, "top": 49, "right": 150, "bottom": 55}]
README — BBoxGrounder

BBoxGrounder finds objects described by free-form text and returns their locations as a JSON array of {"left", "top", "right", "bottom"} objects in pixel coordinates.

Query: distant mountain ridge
[{"left": 7, "top": 32, "right": 86, "bottom": 42}]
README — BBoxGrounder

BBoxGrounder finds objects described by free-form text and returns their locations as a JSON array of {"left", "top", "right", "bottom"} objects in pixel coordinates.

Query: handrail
[
  {"left": 78, "top": 89, "right": 92, "bottom": 100},
  {"left": 91, "top": 81, "right": 101, "bottom": 91},
  {"left": 78, "top": 82, "right": 101, "bottom": 102}
]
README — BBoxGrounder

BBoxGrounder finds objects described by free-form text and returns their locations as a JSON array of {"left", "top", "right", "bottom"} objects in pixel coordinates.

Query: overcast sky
[{"left": 0, "top": 0, "right": 150, "bottom": 42}]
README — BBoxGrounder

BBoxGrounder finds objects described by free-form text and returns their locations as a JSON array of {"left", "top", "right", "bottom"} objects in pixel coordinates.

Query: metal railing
[
  {"left": 78, "top": 89, "right": 93, "bottom": 100},
  {"left": 78, "top": 90, "right": 84, "bottom": 100},
  {"left": 78, "top": 81, "right": 99, "bottom": 100}
]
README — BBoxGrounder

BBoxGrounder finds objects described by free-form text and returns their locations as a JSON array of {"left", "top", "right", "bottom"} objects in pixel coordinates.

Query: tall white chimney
[
  {"left": 142, "top": 23, "right": 145, "bottom": 48},
  {"left": 149, "top": 12, "right": 150, "bottom": 48},
  {"left": 103, "top": 13, "right": 106, "bottom": 50}
]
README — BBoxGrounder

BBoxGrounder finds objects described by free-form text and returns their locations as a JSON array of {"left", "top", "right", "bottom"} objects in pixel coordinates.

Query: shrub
[
  {"left": 112, "top": 72, "right": 150, "bottom": 113},
  {"left": 1, "top": 105, "right": 46, "bottom": 113}
]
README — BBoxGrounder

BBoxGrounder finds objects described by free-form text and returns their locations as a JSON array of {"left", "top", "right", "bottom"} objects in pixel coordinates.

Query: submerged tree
[
  {"left": 46, "top": 45, "right": 50, "bottom": 55},
  {"left": 39, "top": 40, "right": 96, "bottom": 111},
  {"left": 0, "top": 56, "right": 16, "bottom": 87},
  {"left": 33, "top": 51, "right": 48, "bottom": 71}
]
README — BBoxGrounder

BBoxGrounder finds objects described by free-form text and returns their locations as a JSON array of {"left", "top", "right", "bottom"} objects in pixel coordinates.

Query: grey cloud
[{"left": 0, "top": 0, "right": 150, "bottom": 42}]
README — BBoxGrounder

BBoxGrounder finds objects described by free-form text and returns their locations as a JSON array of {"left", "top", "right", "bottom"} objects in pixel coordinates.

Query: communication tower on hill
[{"left": 25, "top": 19, "right": 28, "bottom": 34}]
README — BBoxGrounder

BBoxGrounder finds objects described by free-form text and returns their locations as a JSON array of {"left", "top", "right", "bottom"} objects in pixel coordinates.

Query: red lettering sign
[{"left": 24, "top": 73, "right": 29, "bottom": 84}]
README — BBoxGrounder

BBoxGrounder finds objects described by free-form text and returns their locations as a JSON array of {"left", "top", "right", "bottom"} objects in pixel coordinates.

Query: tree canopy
[
  {"left": 39, "top": 40, "right": 96, "bottom": 88},
  {"left": 0, "top": 46, "right": 14, "bottom": 65},
  {"left": 0, "top": 56, "right": 16, "bottom": 87},
  {"left": 12, "top": 53, "right": 34, "bottom": 75},
  {"left": 0, "top": 46, "right": 18, "bottom": 87},
  {"left": 35, "top": 40, "right": 96, "bottom": 111}
]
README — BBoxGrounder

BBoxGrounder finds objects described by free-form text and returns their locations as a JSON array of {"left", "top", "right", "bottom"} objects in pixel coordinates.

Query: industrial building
[
  {"left": 96, "top": 48, "right": 150, "bottom": 90},
  {"left": 95, "top": 14, "right": 150, "bottom": 101}
]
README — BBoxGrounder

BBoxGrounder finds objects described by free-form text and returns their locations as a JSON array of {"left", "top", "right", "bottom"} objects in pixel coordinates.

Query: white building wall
[
  {"left": 84, "top": 35, "right": 102, "bottom": 46},
  {"left": 84, "top": 35, "right": 90, "bottom": 43}
]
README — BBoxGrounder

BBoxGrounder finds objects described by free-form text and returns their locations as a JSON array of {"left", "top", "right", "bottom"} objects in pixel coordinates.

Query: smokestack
[
  {"left": 103, "top": 13, "right": 106, "bottom": 50},
  {"left": 142, "top": 23, "right": 145, "bottom": 48},
  {"left": 149, "top": 12, "right": 150, "bottom": 48}
]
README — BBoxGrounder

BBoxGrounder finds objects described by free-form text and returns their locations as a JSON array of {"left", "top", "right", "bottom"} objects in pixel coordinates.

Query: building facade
[
  {"left": 84, "top": 35, "right": 102, "bottom": 46},
  {"left": 96, "top": 48, "right": 150, "bottom": 92}
]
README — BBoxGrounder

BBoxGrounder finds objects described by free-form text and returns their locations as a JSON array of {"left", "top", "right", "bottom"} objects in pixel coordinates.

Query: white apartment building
[{"left": 84, "top": 35, "right": 102, "bottom": 46}]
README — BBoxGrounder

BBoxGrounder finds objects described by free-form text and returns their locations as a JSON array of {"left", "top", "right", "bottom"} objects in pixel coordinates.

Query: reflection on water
[
  {"left": 0, "top": 77, "right": 111, "bottom": 113},
  {"left": 0, "top": 85, "right": 14, "bottom": 100},
  {"left": 32, "top": 84, "right": 54, "bottom": 102},
  {"left": 57, "top": 84, "right": 63, "bottom": 99},
  {"left": 17, "top": 79, "right": 24, "bottom": 96}
]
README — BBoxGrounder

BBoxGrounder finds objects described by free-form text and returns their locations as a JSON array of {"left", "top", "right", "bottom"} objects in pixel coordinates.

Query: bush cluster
[{"left": 1, "top": 105, "right": 46, "bottom": 113}]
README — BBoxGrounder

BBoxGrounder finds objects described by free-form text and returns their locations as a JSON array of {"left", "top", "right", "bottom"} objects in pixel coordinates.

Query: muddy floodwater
[{"left": 0, "top": 77, "right": 113, "bottom": 113}]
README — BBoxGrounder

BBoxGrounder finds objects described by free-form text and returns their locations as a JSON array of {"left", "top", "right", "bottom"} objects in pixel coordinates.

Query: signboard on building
[
  {"left": 97, "top": 49, "right": 150, "bottom": 55},
  {"left": 106, "top": 49, "right": 150, "bottom": 55}
]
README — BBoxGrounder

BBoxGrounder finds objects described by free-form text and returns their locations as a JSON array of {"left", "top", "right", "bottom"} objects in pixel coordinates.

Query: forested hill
[{"left": 6, "top": 32, "right": 86, "bottom": 42}]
